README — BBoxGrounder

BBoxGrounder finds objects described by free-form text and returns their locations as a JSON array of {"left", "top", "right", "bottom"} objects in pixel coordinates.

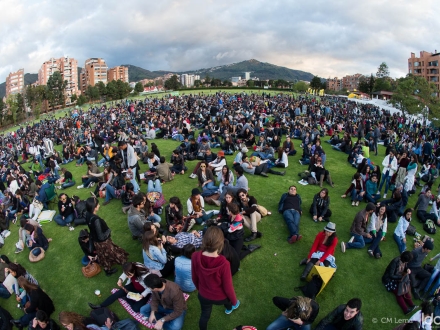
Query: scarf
[{"left": 191, "top": 196, "right": 202, "bottom": 213}]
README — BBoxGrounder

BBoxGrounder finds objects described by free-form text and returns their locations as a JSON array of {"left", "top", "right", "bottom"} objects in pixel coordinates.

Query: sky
[{"left": 0, "top": 0, "right": 438, "bottom": 83}]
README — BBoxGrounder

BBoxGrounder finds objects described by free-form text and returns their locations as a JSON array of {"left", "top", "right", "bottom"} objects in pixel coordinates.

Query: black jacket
[
  {"left": 311, "top": 193, "right": 330, "bottom": 217},
  {"left": 25, "top": 288, "right": 55, "bottom": 317},
  {"left": 85, "top": 212, "right": 111, "bottom": 243},
  {"left": 382, "top": 256, "right": 407, "bottom": 285},
  {"left": 315, "top": 304, "right": 363, "bottom": 330}
]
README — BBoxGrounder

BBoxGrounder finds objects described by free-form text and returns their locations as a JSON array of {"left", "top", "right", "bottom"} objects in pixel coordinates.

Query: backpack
[
  {"left": 406, "top": 224, "right": 417, "bottom": 236},
  {"left": 0, "top": 306, "right": 12, "bottom": 330},
  {"left": 294, "top": 274, "right": 323, "bottom": 299},
  {"left": 423, "top": 220, "right": 436, "bottom": 234}
]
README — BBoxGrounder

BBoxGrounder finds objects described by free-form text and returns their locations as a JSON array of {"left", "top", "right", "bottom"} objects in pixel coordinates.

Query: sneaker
[
  {"left": 355, "top": 201, "right": 359, "bottom": 206},
  {"left": 77, "top": 185, "right": 84, "bottom": 189},
  {"left": 14, "top": 247, "right": 23, "bottom": 254},
  {"left": 405, "top": 305, "right": 418, "bottom": 315},
  {"left": 228, "top": 222, "right": 243, "bottom": 233},
  {"left": 299, "top": 160, "right": 302, "bottom": 165},
  {"left": 225, "top": 300, "right": 240, "bottom": 315},
  {"left": 383, "top": 193, "right": 387, "bottom": 199},
  {"left": 212, "top": 199, "right": 221, "bottom": 207},
  {"left": 288, "top": 234, "right": 299, "bottom": 244},
  {"left": 1, "top": 230, "right": 11, "bottom": 238},
  {"left": 341, "top": 242, "right": 346, "bottom": 253},
  {"left": 88, "top": 182, "right": 96, "bottom": 188},
  {"left": 367, "top": 250, "right": 374, "bottom": 257},
  {"left": 376, "top": 190, "right": 380, "bottom": 195},
  {"left": 56, "top": 186, "right": 62, "bottom": 190},
  {"left": 351, "top": 201, "right": 355, "bottom": 206},
  {"left": 68, "top": 226, "right": 75, "bottom": 231},
  {"left": 348, "top": 236, "right": 355, "bottom": 243}
]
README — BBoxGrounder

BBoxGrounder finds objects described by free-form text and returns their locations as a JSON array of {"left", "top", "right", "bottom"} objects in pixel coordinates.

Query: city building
[
  {"left": 80, "top": 58, "right": 108, "bottom": 94},
  {"left": 244, "top": 72, "right": 251, "bottom": 80},
  {"left": 408, "top": 51, "right": 440, "bottom": 92},
  {"left": 231, "top": 77, "right": 241, "bottom": 83},
  {"left": 180, "top": 74, "right": 200, "bottom": 87},
  {"left": 107, "top": 66, "right": 129, "bottom": 83},
  {"left": 342, "top": 73, "right": 363, "bottom": 91},
  {"left": 38, "top": 56, "right": 79, "bottom": 105},
  {"left": 326, "top": 77, "right": 342, "bottom": 91},
  {"left": 5, "top": 68, "right": 24, "bottom": 97}
]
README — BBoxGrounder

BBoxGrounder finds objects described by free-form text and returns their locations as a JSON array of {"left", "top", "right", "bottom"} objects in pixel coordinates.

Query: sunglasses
[{"left": 200, "top": 165, "right": 206, "bottom": 168}]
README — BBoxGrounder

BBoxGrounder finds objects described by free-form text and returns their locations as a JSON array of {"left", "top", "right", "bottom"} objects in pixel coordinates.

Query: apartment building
[
  {"left": 5, "top": 69, "right": 25, "bottom": 97},
  {"left": 342, "top": 73, "right": 363, "bottom": 91},
  {"left": 80, "top": 58, "right": 108, "bottom": 94},
  {"left": 38, "top": 56, "right": 79, "bottom": 105},
  {"left": 408, "top": 51, "right": 440, "bottom": 92},
  {"left": 107, "top": 66, "right": 129, "bottom": 83},
  {"left": 326, "top": 77, "right": 341, "bottom": 91},
  {"left": 180, "top": 74, "right": 200, "bottom": 87}
]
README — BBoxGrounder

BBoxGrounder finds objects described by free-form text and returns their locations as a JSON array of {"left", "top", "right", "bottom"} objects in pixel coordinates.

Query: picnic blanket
[{"left": 110, "top": 289, "right": 189, "bottom": 329}]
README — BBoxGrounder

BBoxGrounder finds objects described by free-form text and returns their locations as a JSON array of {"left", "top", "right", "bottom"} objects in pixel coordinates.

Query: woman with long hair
[
  {"left": 85, "top": 197, "right": 128, "bottom": 276},
  {"left": 196, "top": 161, "right": 218, "bottom": 197},
  {"left": 191, "top": 226, "right": 240, "bottom": 330},
  {"left": 174, "top": 244, "right": 196, "bottom": 293},
  {"left": 217, "top": 165, "right": 234, "bottom": 194},
  {"left": 309, "top": 188, "right": 332, "bottom": 222},
  {"left": 274, "top": 147, "right": 288, "bottom": 168},
  {"left": 299, "top": 222, "right": 338, "bottom": 281},
  {"left": 186, "top": 188, "right": 215, "bottom": 225},
  {"left": 58, "top": 311, "right": 88, "bottom": 330},
  {"left": 266, "top": 296, "right": 320, "bottom": 330},
  {"left": 11, "top": 277, "right": 55, "bottom": 329},
  {"left": 367, "top": 205, "right": 388, "bottom": 259},
  {"left": 165, "top": 197, "right": 192, "bottom": 234},
  {"left": 88, "top": 262, "right": 151, "bottom": 312},
  {"left": 394, "top": 208, "right": 413, "bottom": 254},
  {"left": 142, "top": 230, "right": 175, "bottom": 278}
]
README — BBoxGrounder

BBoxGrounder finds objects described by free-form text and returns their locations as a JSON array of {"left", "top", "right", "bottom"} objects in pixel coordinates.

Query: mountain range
[{"left": 0, "top": 59, "right": 315, "bottom": 99}]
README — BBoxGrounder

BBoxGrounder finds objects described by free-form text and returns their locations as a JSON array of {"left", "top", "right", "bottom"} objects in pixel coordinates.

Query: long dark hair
[
  {"left": 222, "top": 165, "right": 230, "bottom": 182},
  {"left": 122, "top": 262, "right": 149, "bottom": 278},
  {"left": 323, "top": 231, "right": 337, "bottom": 247},
  {"left": 169, "top": 197, "right": 182, "bottom": 210}
]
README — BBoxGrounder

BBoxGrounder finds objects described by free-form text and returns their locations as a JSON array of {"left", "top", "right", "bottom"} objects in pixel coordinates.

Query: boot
[
  {"left": 268, "top": 169, "right": 286, "bottom": 176},
  {"left": 300, "top": 262, "right": 314, "bottom": 281},
  {"left": 105, "top": 268, "right": 118, "bottom": 277},
  {"left": 247, "top": 244, "right": 261, "bottom": 252},
  {"left": 88, "top": 302, "right": 102, "bottom": 309},
  {"left": 299, "top": 258, "right": 308, "bottom": 266},
  {"left": 326, "top": 174, "right": 335, "bottom": 187},
  {"left": 245, "top": 232, "right": 258, "bottom": 242},
  {"left": 319, "top": 174, "right": 324, "bottom": 188}
]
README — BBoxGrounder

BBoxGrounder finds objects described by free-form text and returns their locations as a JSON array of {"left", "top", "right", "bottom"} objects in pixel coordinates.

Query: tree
[
  {"left": 204, "top": 75, "right": 211, "bottom": 87},
  {"left": 222, "top": 80, "right": 232, "bottom": 87},
  {"left": 194, "top": 80, "right": 202, "bottom": 88},
  {"left": 85, "top": 85, "right": 100, "bottom": 102},
  {"left": 0, "top": 98, "right": 5, "bottom": 125},
  {"left": 358, "top": 74, "right": 376, "bottom": 95},
  {"left": 25, "top": 85, "right": 47, "bottom": 117},
  {"left": 116, "top": 81, "right": 131, "bottom": 99},
  {"left": 46, "top": 71, "right": 67, "bottom": 111},
  {"left": 77, "top": 95, "right": 88, "bottom": 106},
  {"left": 16, "top": 93, "right": 25, "bottom": 119},
  {"left": 246, "top": 80, "right": 255, "bottom": 88},
  {"left": 134, "top": 82, "right": 144, "bottom": 94},
  {"left": 376, "top": 62, "right": 390, "bottom": 79},
  {"left": 211, "top": 78, "right": 222, "bottom": 87},
  {"left": 164, "top": 75, "right": 182, "bottom": 90},
  {"left": 6, "top": 94, "right": 19, "bottom": 125},
  {"left": 96, "top": 81, "right": 107, "bottom": 97},
  {"left": 374, "top": 62, "right": 392, "bottom": 92},
  {"left": 389, "top": 74, "right": 440, "bottom": 123},
  {"left": 294, "top": 81, "right": 308, "bottom": 92},
  {"left": 70, "top": 94, "right": 78, "bottom": 104},
  {"left": 310, "top": 76, "right": 322, "bottom": 89}
]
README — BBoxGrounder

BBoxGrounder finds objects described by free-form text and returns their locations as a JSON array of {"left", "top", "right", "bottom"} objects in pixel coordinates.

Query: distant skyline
[{"left": 1, "top": 0, "right": 438, "bottom": 83}]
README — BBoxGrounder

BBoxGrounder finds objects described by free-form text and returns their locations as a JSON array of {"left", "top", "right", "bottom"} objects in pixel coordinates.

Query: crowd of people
[{"left": 1, "top": 91, "right": 439, "bottom": 329}]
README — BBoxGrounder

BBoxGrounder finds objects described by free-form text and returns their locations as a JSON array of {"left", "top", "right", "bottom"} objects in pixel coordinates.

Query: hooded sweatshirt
[{"left": 191, "top": 251, "right": 237, "bottom": 304}]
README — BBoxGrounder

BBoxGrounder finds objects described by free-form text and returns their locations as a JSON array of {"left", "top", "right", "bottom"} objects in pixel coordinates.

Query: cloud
[{"left": 1, "top": 0, "right": 439, "bottom": 82}]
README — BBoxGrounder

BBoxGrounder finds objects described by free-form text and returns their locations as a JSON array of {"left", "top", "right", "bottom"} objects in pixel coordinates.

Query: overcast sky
[{"left": 0, "top": 0, "right": 438, "bottom": 83}]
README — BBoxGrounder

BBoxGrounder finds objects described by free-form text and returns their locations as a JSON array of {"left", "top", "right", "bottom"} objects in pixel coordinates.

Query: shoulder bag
[{"left": 82, "top": 261, "right": 101, "bottom": 278}]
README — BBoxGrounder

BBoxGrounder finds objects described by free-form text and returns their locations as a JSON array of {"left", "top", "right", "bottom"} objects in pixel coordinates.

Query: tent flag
[{"left": 306, "top": 265, "right": 336, "bottom": 296}]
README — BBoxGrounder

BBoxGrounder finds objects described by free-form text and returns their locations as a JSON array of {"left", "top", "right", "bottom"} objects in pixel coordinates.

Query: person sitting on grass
[
  {"left": 278, "top": 186, "right": 303, "bottom": 244},
  {"left": 76, "top": 161, "right": 101, "bottom": 189},
  {"left": 236, "top": 188, "right": 263, "bottom": 242},
  {"left": 310, "top": 188, "right": 332, "bottom": 222},
  {"left": 187, "top": 188, "right": 216, "bottom": 225},
  {"left": 24, "top": 223, "right": 51, "bottom": 256},
  {"left": 299, "top": 222, "right": 338, "bottom": 281},
  {"left": 240, "top": 155, "right": 286, "bottom": 177},
  {"left": 314, "top": 298, "right": 363, "bottom": 330},
  {"left": 266, "top": 296, "right": 320, "bottom": 330},
  {"left": 170, "top": 149, "right": 186, "bottom": 175},
  {"left": 366, "top": 204, "right": 388, "bottom": 259},
  {"left": 127, "top": 194, "right": 147, "bottom": 241},
  {"left": 56, "top": 168, "right": 75, "bottom": 190},
  {"left": 365, "top": 174, "right": 381, "bottom": 203},
  {"left": 28, "top": 310, "right": 59, "bottom": 330},
  {"left": 174, "top": 244, "right": 197, "bottom": 293},
  {"left": 408, "top": 240, "right": 433, "bottom": 300},
  {"left": 341, "top": 173, "right": 364, "bottom": 207},
  {"left": 88, "top": 262, "right": 151, "bottom": 313},
  {"left": 156, "top": 156, "right": 174, "bottom": 182},
  {"left": 53, "top": 193, "right": 75, "bottom": 230},
  {"left": 414, "top": 188, "right": 438, "bottom": 224},
  {"left": 211, "top": 167, "right": 248, "bottom": 207},
  {"left": 142, "top": 231, "right": 175, "bottom": 278},
  {"left": 340, "top": 202, "right": 375, "bottom": 253}
]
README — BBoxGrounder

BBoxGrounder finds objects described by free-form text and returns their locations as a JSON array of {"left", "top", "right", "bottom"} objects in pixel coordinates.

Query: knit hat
[
  {"left": 366, "top": 202, "right": 376, "bottom": 212},
  {"left": 424, "top": 240, "right": 434, "bottom": 251}
]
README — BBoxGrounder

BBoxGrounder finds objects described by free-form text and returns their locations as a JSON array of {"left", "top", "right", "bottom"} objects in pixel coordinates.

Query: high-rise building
[
  {"left": 5, "top": 69, "right": 24, "bottom": 97},
  {"left": 408, "top": 51, "right": 440, "bottom": 92},
  {"left": 342, "top": 73, "right": 363, "bottom": 91},
  {"left": 107, "top": 66, "right": 129, "bottom": 83},
  {"left": 80, "top": 58, "right": 108, "bottom": 94},
  {"left": 244, "top": 72, "right": 251, "bottom": 80},
  {"left": 326, "top": 77, "right": 341, "bottom": 91},
  {"left": 38, "top": 56, "right": 78, "bottom": 105}
]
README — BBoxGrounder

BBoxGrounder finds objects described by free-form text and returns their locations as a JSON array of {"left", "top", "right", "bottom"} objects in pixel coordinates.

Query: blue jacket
[
  {"left": 174, "top": 256, "right": 196, "bottom": 292},
  {"left": 143, "top": 246, "right": 167, "bottom": 271},
  {"left": 278, "top": 193, "right": 302, "bottom": 213}
]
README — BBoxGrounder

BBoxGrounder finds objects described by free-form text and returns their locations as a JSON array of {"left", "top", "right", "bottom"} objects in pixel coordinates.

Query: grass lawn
[{"left": 1, "top": 94, "right": 418, "bottom": 330}]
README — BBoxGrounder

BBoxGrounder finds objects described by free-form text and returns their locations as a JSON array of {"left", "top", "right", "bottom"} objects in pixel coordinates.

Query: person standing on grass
[
  {"left": 340, "top": 202, "right": 375, "bottom": 253},
  {"left": 278, "top": 186, "right": 303, "bottom": 244},
  {"left": 314, "top": 298, "right": 363, "bottom": 330},
  {"left": 393, "top": 208, "right": 413, "bottom": 254},
  {"left": 377, "top": 149, "right": 398, "bottom": 199},
  {"left": 191, "top": 226, "right": 240, "bottom": 330}
]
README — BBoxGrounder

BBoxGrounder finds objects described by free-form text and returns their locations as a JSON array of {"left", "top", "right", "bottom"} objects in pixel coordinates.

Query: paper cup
[{"left": 94, "top": 290, "right": 101, "bottom": 296}]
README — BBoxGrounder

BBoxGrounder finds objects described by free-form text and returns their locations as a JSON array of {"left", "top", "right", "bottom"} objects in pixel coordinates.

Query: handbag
[
  {"left": 397, "top": 273, "right": 411, "bottom": 296},
  {"left": 406, "top": 224, "right": 416, "bottom": 236},
  {"left": 257, "top": 205, "right": 268, "bottom": 217},
  {"left": 82, "top": 261, "right": 101, "bottom": 278}
]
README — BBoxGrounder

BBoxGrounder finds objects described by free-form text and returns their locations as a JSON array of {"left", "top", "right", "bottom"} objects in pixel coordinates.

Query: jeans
[
  {"left": 197, "top": 293, "right": 233, "bottom": 330},
  {"left": 0, "top": 284, "right": 11, "bottom": 299},
  {"left": 266, "top": 315, "right": 310, "bottom": 330},
  {"left": 194, "top": 211, "right": 213, "bottom": 225},
  {"left": 282, "top": 209, "right": 301, "bottom": 238},
  {"left": 140, "top": 303, "right": 186, "bottom": 330},
  {"left": 366, "top": 192, "right": 381, "bottom": 203},
  {"left": 53, "top": 213, "right": 74, "bottom": 226},
  {"left": 393, "top": 233, "right": 406, "bottom": 254},
  {"left": 97, "top": 157, "right": 108, "bottom": 167},
  {"left": 20, "top": 311, "right": 37, "bottom": 327},
  {"left": 147, "top": 214, "right": 162, "bottom": 224},
  {"left": 61, "top": 181, "right": 75, "bottom": 189},
  {"left": 76, "top": 157, "right": 85, "bottom": 165},
  {"left": 147, "top": 179, "right": 162, "bottom": 193},
  {"left": 102, "top": 283, "right": 149, "bottom": 313},
  {"left": 105, "top": 185, "right": 117, "bottom": 202},
  {"left": 82, "top": 177, "right": 99, "bottom": 187},
  {"left": 201, "top": 182, "right": 218, "bottom": 197},
  {"left": 346, "top": 232, "right": 372, "bottom": 249},
  {"left": 424, "top": 269, "right": 440, "bottom": 295},
  {"left": 378, "top": 172, "right": 391, "bottom": 194},
  {"left": 368, "top": 230, "right": 383, "bottom": 256},
  {"left": 350, "top": 189, "right": 364, "bottom": 202}
]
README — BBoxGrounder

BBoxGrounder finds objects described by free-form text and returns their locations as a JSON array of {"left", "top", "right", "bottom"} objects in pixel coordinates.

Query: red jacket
[
  {"left": 191, "top": 251, "right": 237, "bottom": 304},
  {"left": 307, "top": 231, "right": 338, "bottom": 263}
]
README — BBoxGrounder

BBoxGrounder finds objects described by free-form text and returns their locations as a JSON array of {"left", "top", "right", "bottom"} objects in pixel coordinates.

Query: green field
[{"left": 1, "top": 91, "right": 419, "bottom": 330}]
